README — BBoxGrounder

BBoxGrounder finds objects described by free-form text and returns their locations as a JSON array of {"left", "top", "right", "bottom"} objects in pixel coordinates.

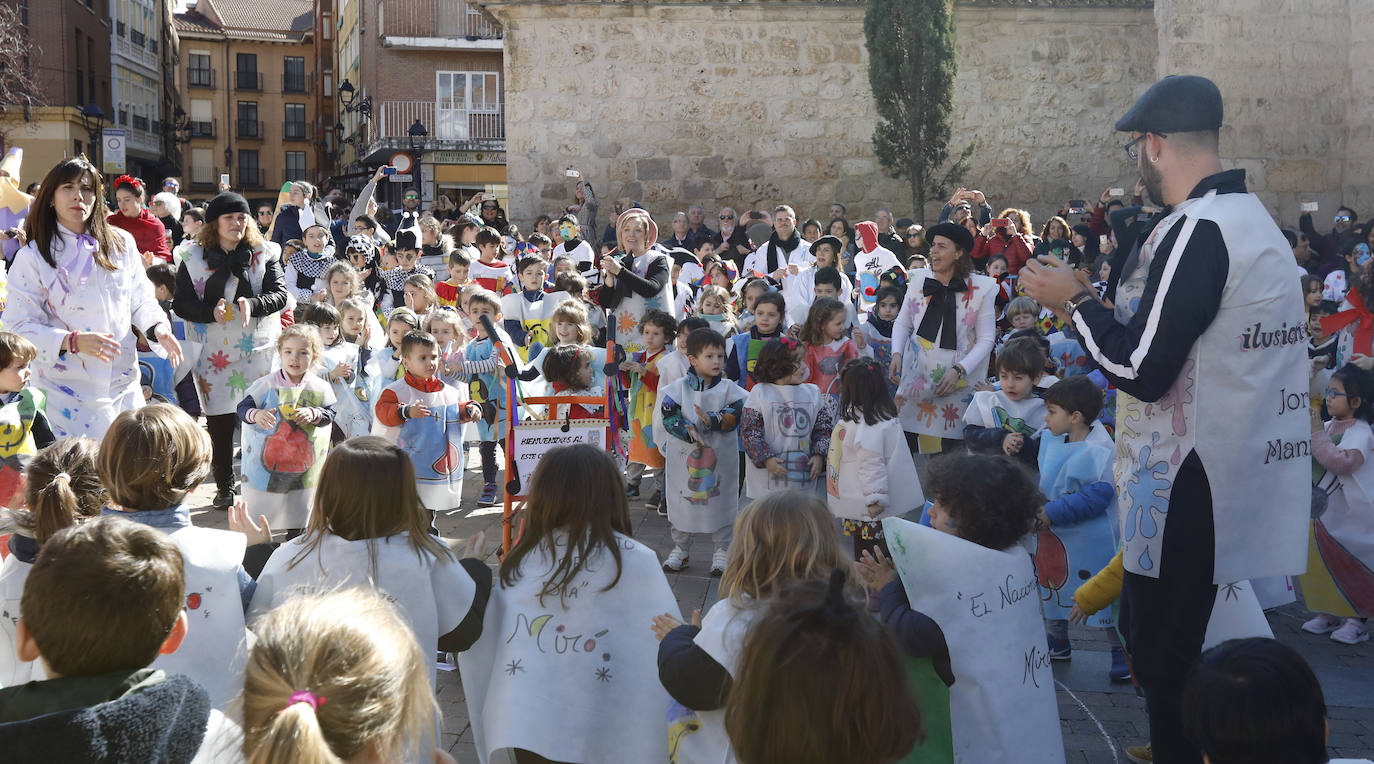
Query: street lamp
[
  {"left": 407, "top": 119, "right": 428, "bottom": 199},
  {"left": 79, "top": 101, "right": 105, "bottom": 168},
  {"left": 338, "top": 79, "right": 371, "bottom": 120}
]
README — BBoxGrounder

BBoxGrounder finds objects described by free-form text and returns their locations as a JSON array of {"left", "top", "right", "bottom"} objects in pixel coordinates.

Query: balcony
[
  {"left": 189, "top": 119, "right": 215, "bottom": 138},
  {"left": 235, "top": 71, "right": 263, "bottom": 92},
  {"left": 283, "top": 121, "right": 308, "bottom": 141},
  {"left": 236, "top": 119, "right": 264, "bottom": 139},
  {"left": 282, "top": 74, "right": 310, "bottom": 94},
  {"left": 127, "top": 127, "right": 160, "bottom": 157},
  {"left": 132, "top": 114, "right": 149, "bottom": 131},
  {"left": 113, "top": 33, "right": 158, "bottom": 71},
  {"left": 367, "top": 100, "right": 505, "bottom": 160},
  {"left": 116, "top": 20, "right": 125, "bottom": 36},
  {"left": 130, "top": 29, "right": 145, "bottom": 47},
  {"left": 380, "top": 0, "right": 502, "bottom": 50},
  {"left": 188, "top": 68, "right": 215, "bottom": 88}
]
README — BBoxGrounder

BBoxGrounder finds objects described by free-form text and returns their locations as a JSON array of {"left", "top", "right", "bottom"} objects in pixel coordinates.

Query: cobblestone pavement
[{"left": 186, "top": 457, "right": 1374, "bottom": 763}]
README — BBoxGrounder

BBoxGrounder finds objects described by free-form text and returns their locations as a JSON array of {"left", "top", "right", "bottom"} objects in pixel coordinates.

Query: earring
[{"left": 1149, "top": 155, "right": 1159, "bottom": 164}]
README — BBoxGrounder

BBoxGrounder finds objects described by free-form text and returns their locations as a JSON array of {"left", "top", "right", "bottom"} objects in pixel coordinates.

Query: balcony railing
[
  {"left": 235, "top": 71, "right": 263, "bottom": 91},
  {"left": 117, "top": 109, "right": 128, "bottom": 126},
  {"left": 236, "top": 119, "right": 263, "bottom": 139},
  {"left": 282, "top": 74, "right": 309, "bottom": 94},
  {"left": 376, "top": 100, "right": 505, "bottom": 144},
  {"left": 116, "top": 21, "right": 125, "bottom": 36},
  {"left": 283, "top": 121, "right": 308, "bottom": 140},
  {"left": 237, "top": 167, "right": 262, "bottom": 188},
  {"left": 190, "top": 119, "right": 215, "bottom": 137},
  {"left": 132, "top": 114, "right": 149, "bottom": 131},
  {"left": 188, "top": 68, "right": 214, "bottom": 88},
  {"left": 381, "top": 0, "right": 501, "bottom": 39},
  {"left": 130, "top": 29, "right": 145, "bottom": 46}
]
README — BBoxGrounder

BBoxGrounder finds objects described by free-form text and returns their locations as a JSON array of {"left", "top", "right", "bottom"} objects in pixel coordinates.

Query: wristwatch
[{"left": 1064, "top": 290, "right": 1095, "bottom": 315}]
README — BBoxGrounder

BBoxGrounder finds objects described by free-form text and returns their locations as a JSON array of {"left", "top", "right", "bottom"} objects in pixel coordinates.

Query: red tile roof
[{"left": 179, "top": 0, "right": 312, "bottom": 36}]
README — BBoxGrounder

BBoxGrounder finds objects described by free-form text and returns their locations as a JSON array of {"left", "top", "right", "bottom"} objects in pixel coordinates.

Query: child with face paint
[{"left": 551, "top": 213, "right": 595, "bottom": 274}]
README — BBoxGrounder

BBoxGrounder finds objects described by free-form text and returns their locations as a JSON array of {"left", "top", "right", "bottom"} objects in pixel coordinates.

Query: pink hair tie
[{"left": 281, "top": 690, "right": 326, "bottom": 714}]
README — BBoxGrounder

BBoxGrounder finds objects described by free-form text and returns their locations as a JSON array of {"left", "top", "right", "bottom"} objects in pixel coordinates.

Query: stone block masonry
[{"left": 482, "top": 0, "right": 1370, "bottom": 228}]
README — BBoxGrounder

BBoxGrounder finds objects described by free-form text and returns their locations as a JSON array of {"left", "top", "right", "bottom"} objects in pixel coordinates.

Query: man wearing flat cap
[{"left": 1021, "top": 75, "right": 1309, "bottom": 763}]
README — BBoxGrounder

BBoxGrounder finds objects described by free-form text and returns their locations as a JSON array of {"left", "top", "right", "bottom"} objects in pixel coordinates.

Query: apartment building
[
  {"left": 174, "top": 0, "right": 316, "bottom": 199},
  {"left": 332, "top": 0, "right": 506, "bottom": 207}
]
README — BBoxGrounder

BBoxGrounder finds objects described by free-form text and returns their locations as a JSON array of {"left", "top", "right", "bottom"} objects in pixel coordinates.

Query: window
[
  {"left": 237, "top": 101, "right": 260, "bottom": 137},
  {"left": 435, "top": 71, "right": 501, "bottom": 140},
  {"left": 190, "top": 148, "right": 214, "bottom": 184},
  {"left": 237, "top": 149, "right": 260, "bottom": 188},
  {"left": 283, "top": 57, "right": 306, "bottom": 93},
  {"left": 286, "top": 151, "right": 306, "bottom": 179},
  {"left": 188, "top": 52, "right": 212, "bottom": 88},
  {"left": 284, "top": 103, "right": 306, "bottom": 140},
  {"left": 236, "top": 53, "right": 259, "bottom": 91},
  {"left": 322, "top": 14, "right": 331, "bottom": 40},
  {"left": 190, "top": 98, "right": 213, "bottom": 136}
]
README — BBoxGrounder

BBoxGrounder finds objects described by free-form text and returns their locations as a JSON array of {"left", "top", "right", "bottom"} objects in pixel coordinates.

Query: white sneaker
[
  {"left": 1302, "top": 613, "right": 1343, "bottom": 635},
  {"left": 1330, "top": 619, "right": 1370, "bottom": 645},
  {"left": 710, "top": 548, "right": 728, "bottom": 577},
  {"left": 663, "top": 547, "right": 688, "bottom": 572}
]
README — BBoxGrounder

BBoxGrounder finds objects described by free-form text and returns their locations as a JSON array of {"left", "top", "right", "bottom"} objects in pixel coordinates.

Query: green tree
[{"left": 865, "top": 0, "right": 973, "bottom": 225}]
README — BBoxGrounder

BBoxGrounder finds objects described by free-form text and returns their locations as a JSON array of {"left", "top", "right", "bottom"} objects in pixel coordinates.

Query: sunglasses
[
  {"left": 719, "top": 215, "right": 734, "bottom": 220},
  {"left": 404, "top": 194, "right": 419, "bottom": 200},
  {"left": 482, "top": 204, "right": 498, "bottom": 210},
  {"left": 257, "top": 210, "right": 273, "bottom": 216},
  {"left": 1336, "top": 215, "right": 1352, "bottom": 223}
]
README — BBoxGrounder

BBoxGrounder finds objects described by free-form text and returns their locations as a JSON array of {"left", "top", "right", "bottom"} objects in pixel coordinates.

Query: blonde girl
[
  {"left": 427, "top": 307, "right": 468, "bottom": 385},
  {"left": 320, "top": 260, "right": 362, "bottom": 307},
  {"left": 0, "top": 438, "right": 105, "bottom": 687},
  {"left": 249, "top": 436, "right": 480, "bottom": 685},
  {"left": 531, "top": 298, "right": 606, "bottom": 392},
  {"left": 241, "top": 588, "right": 450, "bottom": 764},
  {"left": 799, "top": 297, "right": 859, "bottom": 413},
  {"left": 651, "top": 491, "right": 857, "bottom": 764},
  {"left": 238, "top": 324, "right": 337, "bottom": 533},
  {"left": 697, "top": 284, "right": 737, "bottom": 336},
  {"left": 403, "top": 272, "right": 439, "bottom": 318},
  {"left": 457, "top": 444, "right": 677, "bottom": 764},
  {"left": 98, "top": 404, "right": 256, "bottom": 708}
]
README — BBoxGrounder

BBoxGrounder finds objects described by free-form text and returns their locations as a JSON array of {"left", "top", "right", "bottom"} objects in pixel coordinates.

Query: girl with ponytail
[
  {"left": 241, "top": 588, "right": 451, "bottom": 764},
  {"left": 0, "top": 437, "right": 105, "bottom": 686}
]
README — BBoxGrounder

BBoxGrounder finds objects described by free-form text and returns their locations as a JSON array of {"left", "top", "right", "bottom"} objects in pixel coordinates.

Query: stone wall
[
  {"left": 1155, "top": 0, "right": 1369, "bottom": 223},
  {"left": 483, "top": 0, "right": 1368, "bottom": 230}
]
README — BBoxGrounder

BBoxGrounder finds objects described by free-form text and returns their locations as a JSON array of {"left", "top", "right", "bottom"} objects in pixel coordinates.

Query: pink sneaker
[
  {"left": 1302, "top": 613, "right": 1343, "bottom": 635},
  {"left": 1330, "top": 619, "right": 1370, "bottom": 645}
]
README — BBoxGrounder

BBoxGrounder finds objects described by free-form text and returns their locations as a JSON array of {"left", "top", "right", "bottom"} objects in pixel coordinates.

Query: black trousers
[
  {"left": 1119, "top": 452, "right": 1217, "bottom": 764},
  {"left": 205, "top": 413, "right": 239, "bottom": 489}
]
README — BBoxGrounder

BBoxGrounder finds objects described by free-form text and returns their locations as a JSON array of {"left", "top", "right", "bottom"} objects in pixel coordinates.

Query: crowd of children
[{"left": 0, "top": 171, "right": 1370, "bottom": 764}]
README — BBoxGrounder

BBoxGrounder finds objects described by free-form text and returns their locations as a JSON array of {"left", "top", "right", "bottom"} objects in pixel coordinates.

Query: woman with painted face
[
  {"left": 105, "top": 174, "right": 171, "bottom": 264},
  {"left": 551, "top": 212, "right": 595, "bottom": 273},
  {"left": 741, "top": 205, "right": 814, "bottom": 286},
  {"left": 9, "top": 157, "right": 181, "bottom": 439},
  {"left": 174, "top": 191, "right": 290, "bottom": 507}
]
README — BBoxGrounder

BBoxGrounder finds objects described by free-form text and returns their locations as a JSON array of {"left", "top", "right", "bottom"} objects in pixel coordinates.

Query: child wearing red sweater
[{"left": 375, "top": 330, "right": 481, "bottom": 511}]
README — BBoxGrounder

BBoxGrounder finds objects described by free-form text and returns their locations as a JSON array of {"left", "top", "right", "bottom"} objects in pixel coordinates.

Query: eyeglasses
[
  {"left": 1324, "top": 388, "right": 1349, "bottom": 399},
  {"left": 257, "top": 210, "right": 273, "bottom": 217},
  {"left": 1123, "top": 132, "right": 1168, "bottom": 161}
]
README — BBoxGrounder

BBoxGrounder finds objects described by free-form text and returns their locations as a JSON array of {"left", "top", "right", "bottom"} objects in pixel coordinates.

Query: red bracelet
[{"left": 67, "top": 332, "right": 79, "bottom": 354}]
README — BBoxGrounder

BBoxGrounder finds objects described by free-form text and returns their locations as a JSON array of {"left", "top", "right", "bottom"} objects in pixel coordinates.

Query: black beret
[
  {"left": 926, "top": 222, "right": 974, "bottom": 254},
  {"left": 810, "top": 235, "right": 844, "bottom": 255},
  {"left": 204, "top": 191, "right": 250, "bottom": 223},
  {"left": 1115, "top": 75, "right": 1223, "bottom": 133}
]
